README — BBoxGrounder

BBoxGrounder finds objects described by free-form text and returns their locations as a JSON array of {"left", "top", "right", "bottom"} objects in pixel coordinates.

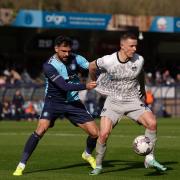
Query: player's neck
[{"left": 118, "top": 51, "right": 129, "bottom": 62}]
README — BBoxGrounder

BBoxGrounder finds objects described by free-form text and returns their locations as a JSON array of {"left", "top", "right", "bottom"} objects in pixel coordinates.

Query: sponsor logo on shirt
[
  {"left": 70, "top": 64, "right": 76, "bottom": 70},
  {"left": 101, "top": 108, "right": 107, "bottom": 113}
]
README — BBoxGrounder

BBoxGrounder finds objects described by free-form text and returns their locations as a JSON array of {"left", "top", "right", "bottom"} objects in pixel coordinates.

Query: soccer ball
[{"left": 132, "top": 135, "right": 153, "bottom": 156}]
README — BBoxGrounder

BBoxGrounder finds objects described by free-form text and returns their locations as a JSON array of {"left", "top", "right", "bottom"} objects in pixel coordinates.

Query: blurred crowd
[
  {"left": 0, "top": 68, "right": 44, "bottom": 87},
  {"left": 0, "top": 88, "right": 105, "bottom": 121},
  {"left": 0, "top": 89, "right": 44, "bottom": 121},
  {"left": 0, "top": 66, "right": 179, "bottom": 121},
  {"left": 145, "top": 69, "right": 180, "bottom": 86},
  {"left": 0, "top": 67, "right": 180, "bottom": 88}
]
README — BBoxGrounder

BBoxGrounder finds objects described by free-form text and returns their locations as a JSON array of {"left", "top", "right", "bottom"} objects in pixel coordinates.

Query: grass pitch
[{"left": 0, "top": 117, "right": 179, "bottom": 180}]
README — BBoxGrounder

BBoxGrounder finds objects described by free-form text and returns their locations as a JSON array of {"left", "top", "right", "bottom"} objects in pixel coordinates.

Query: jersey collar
[{"left": 116, "top": 52, "right": 130, "bottom": 64}]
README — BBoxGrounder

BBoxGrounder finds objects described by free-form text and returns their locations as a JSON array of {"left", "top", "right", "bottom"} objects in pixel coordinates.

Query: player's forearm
[
  {"left": 89, "top": 72, "right": 97, "bottom": 81},
  {"left": 63, "top": 82, "right": 86, "bottom": 91},
  {"left": 89, "top": 61, "right": 97, "bottom": 81},
  {"left": 54, "top": 78, "right": 86, "bottom": 91}
]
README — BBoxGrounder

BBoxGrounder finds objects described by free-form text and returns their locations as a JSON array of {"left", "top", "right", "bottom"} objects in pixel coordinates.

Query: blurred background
[{"left": 0, "top": 0, "right": 180, "bottom": 121}]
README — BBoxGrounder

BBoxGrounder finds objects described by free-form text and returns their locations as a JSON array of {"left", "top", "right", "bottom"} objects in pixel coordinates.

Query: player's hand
[{"left": 86, "top": 81, "right": 97, "bottom": 90}]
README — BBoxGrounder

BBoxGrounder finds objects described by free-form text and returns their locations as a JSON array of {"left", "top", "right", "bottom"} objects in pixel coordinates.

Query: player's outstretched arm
[
  {"left": 44, "top": 63, "right": 86, "bottom": 91},
  {"left": 89, "top": 61, "right": 98, "bottom": 81}
]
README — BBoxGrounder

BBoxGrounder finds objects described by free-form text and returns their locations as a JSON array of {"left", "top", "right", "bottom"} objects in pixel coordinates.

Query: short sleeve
[
  {"left": 76, "top": 55, "right": 89, "bottom": 70},
  {"left": 96, "top": 55, "right": 110, "bottom": 71}
]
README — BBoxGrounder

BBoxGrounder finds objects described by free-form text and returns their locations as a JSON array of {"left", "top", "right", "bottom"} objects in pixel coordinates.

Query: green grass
[{"left": 0, "top": 117, "right": 179, "bottom": 180}]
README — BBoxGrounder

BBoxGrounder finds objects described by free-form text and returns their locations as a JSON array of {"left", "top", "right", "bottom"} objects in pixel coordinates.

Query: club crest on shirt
[
  {"left": 101, "top": 108, "right": 107, "bottom": 113},
  {"left": 70, "top": 64, "right": 76, "bottom": 70},
  {"left": 132, "top": 66, "right": 137, "bottom": 71}
]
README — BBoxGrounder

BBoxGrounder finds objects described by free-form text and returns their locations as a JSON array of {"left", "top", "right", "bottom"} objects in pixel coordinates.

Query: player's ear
[
  {"left": 120, "top": 41, "right": 124, "bottom": 50},
  {"left": 54, "top": 46, "right": 58, "bottom": 53},
  {"left": 120, "top": 44, "right": 124, "bottom": 50}
]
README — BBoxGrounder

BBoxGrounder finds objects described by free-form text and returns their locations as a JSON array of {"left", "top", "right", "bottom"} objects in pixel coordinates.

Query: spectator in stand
[
  {"left": 21, "top": 69, "right": 33, "bottom": 85},
  {"left": 4, "top": 68, "right": 22, "bottom": 86},
  {"left": 0, "top": 74, "right": 6, "bottom": 86},
  {"left": 175, "top": 73, "right": 180, "bottom": 84},
  {"left": 145, "top": 88, "right": 154, "bottom": 110},
  {"left": 145, "top": 72, "right": 154, "bottom": 85},
  {"left": 162, "top": 69, "right": 175, "bottom": 85},
  {"left": 1, "top": 100, "right": 11, "bottom": 119},
  {"left": 155, "top": 70, "right": 163, "bottom": 85},
  {"left": 12, "top": 90, "right": 25, "bottom": 120},
  {"left": 24, "top": 101, "right": 37, "bottom": 121},
  {"left": 10, "top": 69, "right": 22, "bottom": 85},
  {"left": 3, "top": 69, "right": 11, "bottom": 85},
  {"left": 72, "top": 38, "right": 80, "bottom": 53}
]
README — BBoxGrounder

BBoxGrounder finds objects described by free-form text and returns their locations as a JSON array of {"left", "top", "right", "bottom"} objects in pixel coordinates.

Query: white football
[{"left": 132, "top": 135, "right": 153, "bottom": 156}]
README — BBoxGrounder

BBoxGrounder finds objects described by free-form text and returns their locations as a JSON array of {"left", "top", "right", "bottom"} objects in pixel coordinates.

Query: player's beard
[{"left": 61, "top": 56, "right": 69, "bottom": 62}]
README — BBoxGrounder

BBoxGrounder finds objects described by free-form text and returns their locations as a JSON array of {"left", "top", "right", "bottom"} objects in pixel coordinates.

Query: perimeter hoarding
[
  {"left": 1, "top": 9, "right": 180, "bottom": 33},
  {"left": 42, "top": 11, "right": 112, "bottom": 29},
  {"left": 11, "top": 9, "right": 112, "bottom": 30},
  {"left": 12, "top": 10, "right": 43, "bottom": 28},
  {"left": 174, "top": 18, "right": 180, "bottom": 32}
]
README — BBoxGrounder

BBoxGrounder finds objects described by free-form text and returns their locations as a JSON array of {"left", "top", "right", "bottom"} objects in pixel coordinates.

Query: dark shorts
[{"left": 40, "top": 99, "right": 94, "bottom": 127}]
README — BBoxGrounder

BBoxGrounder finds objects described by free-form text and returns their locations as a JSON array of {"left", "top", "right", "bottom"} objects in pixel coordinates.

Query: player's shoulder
[
  {"left": 74, "top": 53, "right": 87, "bottom": 61},
  {"left": 97, "top": 52, "right": 117, "bottom": 65},
  {"left": 73, "top": 53, "right": 89, "bottom": 69},
  {"left": 45, "top": 54, "right": 56, "bottom": 64},
  {"left": 133, "top": 53, "right": 144, "bottom": 62},
  {"left": 43, "top": 55, "right": 58, "bottom": 71},
  {"left": 101, "top": 52, "right": 117, "bottom": 60},
  {"left": 43, "top": 61, "right": 54, "bottom": 72},
  {"left": 74, "top": 53, "right": 84, "bottom": 59}
]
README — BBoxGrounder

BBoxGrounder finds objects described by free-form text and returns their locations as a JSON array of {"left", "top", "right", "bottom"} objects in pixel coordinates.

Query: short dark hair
[
  {"left": 120, "top": 32, "right": 137, "bottom": 42},
  {"left": 54, "top": 35, "right": 73, "bottom": 47}
]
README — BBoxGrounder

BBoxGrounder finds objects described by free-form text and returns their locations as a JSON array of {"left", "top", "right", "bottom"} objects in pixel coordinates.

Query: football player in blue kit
[{"left": 13, "top": 35, "right": 98, "bottom": 176}]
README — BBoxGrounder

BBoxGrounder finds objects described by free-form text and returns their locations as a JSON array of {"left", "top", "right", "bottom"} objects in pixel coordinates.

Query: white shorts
[{"left": 100, "top": 96, "right": 151, "bottom": 125}]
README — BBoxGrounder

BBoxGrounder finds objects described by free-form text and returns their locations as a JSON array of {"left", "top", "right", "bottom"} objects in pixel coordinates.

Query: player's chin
[
  {"left": 62, "top": 57, "right": 68, "bottom": 61},
  {"left": 128, "top": 54, "right": 134, "bottom": 58}
]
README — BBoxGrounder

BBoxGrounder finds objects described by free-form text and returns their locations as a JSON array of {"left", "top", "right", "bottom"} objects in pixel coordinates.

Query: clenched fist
[{"left": 86, "top": 81, "right": 97, "bottom": 90}]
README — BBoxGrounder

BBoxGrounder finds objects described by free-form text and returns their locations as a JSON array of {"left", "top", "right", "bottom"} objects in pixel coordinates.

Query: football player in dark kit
[{"left": 13, "top": 35, "right": 98, "bottom": 176}]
